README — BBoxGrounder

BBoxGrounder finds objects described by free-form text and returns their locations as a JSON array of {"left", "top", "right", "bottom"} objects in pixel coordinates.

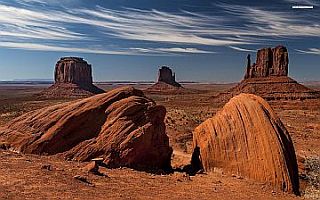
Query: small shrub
[{"left": 304, "top": 156, "right": 320, "bottom": 199}]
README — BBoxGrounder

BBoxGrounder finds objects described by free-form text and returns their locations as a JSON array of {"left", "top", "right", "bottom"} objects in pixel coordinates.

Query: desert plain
[{"left": 0, "top": 82, "right": 319, "bottom": 199}]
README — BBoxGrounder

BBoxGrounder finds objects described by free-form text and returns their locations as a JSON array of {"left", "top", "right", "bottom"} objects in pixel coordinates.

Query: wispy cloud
[
  {"left": 295, "top": 48, "right": 320, "bottom": 55},
  {"left": 229, "top": 46, "right": 256, "bottom": 52},
  {"left": 0, "top": 3, "right": 229, "bottom": 54},
  {"left": 0, "top": 42, "right": 135, "bottom": 55},
  {"left": 219, "top": 3, "right": 320, "bottom": 38},
  {"left": 130, "top": 47, "right": 215, "bottom": 54},
  {"left": 0, "top": 4, "right": 86, "bottom": 40},
  {"left": 16, "top": 0, "right": 47, "bottom": 3},
  {"left": 156, "top": 47, "right": 214, "bottom": 54},
  {"left": 15, "top": 0, "right": 77, "bottom": 5},
  {"left": 75, "top": 7, "right": 248, "bottom": 46},
  {"left": 0, "top": 1, "right": 319, "bottom": 55}
]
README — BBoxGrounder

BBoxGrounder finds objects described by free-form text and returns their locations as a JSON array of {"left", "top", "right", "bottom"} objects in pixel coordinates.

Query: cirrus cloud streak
[{"left": 0, "top": 1, "right": 319, "bottom": 55}]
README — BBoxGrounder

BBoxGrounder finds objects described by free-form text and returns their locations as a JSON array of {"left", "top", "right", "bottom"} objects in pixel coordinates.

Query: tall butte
[
  {"left": 244, "top": 46, "right": 288, "bottom": 79},
  {"left": 217, "top": 45, "right": 320, "bottom": 101},
  {"left": 146, "top": 66, "right": 182, "bottom": 92},
  {"left": 157, "top": 66, "right": 181, "bottom": 87},
  {"left": 40, "top": 57, "right": 104, "bottom": 98}
]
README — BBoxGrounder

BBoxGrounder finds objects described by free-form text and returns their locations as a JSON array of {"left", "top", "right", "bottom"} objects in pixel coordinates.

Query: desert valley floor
[{"left": 0, "top": 83, "right": 319, "bottom": 199}]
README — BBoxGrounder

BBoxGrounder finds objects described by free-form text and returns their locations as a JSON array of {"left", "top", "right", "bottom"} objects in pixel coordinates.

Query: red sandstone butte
[
  {"left": 245, "top": 46, "right": 288, "bottom": 79},
  {"left": 40, "top": 57, "right": 104, "bottom": 98},
  {"left": 146, "top": 66, "right": 184, "bottom": 93},
  {"left": 215, "top": 45, "right": 320, "bottom": 101}
]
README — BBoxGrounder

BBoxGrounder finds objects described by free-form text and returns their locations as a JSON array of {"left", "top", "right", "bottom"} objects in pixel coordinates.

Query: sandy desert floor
[{"left": 0, "top": 83, "right": 319, "bottom": 199}]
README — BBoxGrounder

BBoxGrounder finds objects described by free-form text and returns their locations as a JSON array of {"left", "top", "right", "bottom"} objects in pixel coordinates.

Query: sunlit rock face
[
  {"left": 245, "top": 46, "right": 288, "bottom": 79},
  {"left": 0, "top": 87, "right": 173, "bottom": 171},
  {"left": 54, "top": 57, "right": 93, "bottom": 85},
  {"left": 193, "top": 93, "right": 299, "bottom": 194},
  {"left": 214, "top": 45, "right": 320, "bottom": 101},
  {"left": 40, "top": 57, "right": 104, "bottom": 98}
]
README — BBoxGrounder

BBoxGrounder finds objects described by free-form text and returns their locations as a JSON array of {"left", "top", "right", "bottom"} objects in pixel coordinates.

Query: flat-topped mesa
[
  {"left": 40, "top": 57, "right": 104, "bottom": 98},
  {"left": 157, "top": 66, "right": 181, "bottom": 87},
  {"left": 55, "top": 57, "right": 93, "bottom": 86},
  {"left": 214, "top": 45, "right": 320, "bottom": 102},
  {"left": 245, "top": 46, "right": 288, "bottom": 79}
]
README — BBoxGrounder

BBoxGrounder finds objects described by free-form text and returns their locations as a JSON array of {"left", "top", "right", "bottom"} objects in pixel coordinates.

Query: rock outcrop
[
  {"left": 54, "top": 57, "right": 93, "bottom": 85},
  {"left": 157, "top": 66, "right": 181, "bottom": 87},
  {"left": 245, "top": 46, "right": 288, "bottom": 79},
  {"left": 40, "top": 57, "right": 104, "bottom": 98},
  {"left": 0, "top": 87, "right": 172, "bottom": 171},
  {"left": 193, "top": 94, "right": 299, "bottom": 194},
  {"left": 224, "top": 76, "right": 320, "bottom": 101},
  {"left": 146, "top": 66, "right": 184, "bottom": 93},
  {"left": 215, "top": 45, "right": 320, "bottom": 101}
]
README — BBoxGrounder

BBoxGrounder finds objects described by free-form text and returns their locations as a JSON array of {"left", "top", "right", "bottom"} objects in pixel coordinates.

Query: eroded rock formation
[
  {"left": 193, "top": 93, "right": 299, "bottom": 194},
  {"left": 55, "top": 57, "right": 93, "bottom": 85},
  {"left": 157, "top": 66, "right": 181, "bottom": 87},
  {"left": 245, "top": 46, "right": 288, "bottom": 79},
  {"left": 146, "top": 66, "right": 183, "bottom": 93},
  {"left": 40, "top": 57, "right": 104, "bottom": 98},
  {"left": 0, "top": 87, "right": 172, "bottom": 171},
  {"left": 215, "top": 45, "right": 320, "bottom": 101}
]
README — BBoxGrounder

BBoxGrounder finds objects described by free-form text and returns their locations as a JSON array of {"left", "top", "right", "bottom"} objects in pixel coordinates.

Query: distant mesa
[
  {"left": 157, "top": 66, "right": 182, "bottom": 87},
  {"left": 40, "top": 57, "right": 104, "bottom": 98},
  {"left": 0, "top": 87, "right": 172, "bottom": 171},
  {"left": 216, "top": 45, "right": 320, "bottom": 101},
  {"left": 244, "top": 46, "right": 288, "bottom": 79},
  {"left": 192, "top": 93, "right": 299, "bottom": 194},
  {"left": 55, "top": 57, "right": 93, "bottom": 85},
  {"left": 146, "top": 66, "right": 184, "bottom": 93}
]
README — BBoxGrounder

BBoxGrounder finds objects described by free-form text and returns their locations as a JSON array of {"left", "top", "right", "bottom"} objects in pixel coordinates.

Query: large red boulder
[
  {"left": 0, "top": 87, "right": 172, "bottom": 170},
  {"left": 193, "top": 93, "right": 299, "bottom": 194}
]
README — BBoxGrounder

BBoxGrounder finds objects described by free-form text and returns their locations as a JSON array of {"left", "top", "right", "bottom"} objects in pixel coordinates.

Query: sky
[{"left": 0, "top": 0, "right": 319, "bottom": 82}]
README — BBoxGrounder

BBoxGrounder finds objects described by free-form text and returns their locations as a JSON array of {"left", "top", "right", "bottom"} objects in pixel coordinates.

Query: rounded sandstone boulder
[
  {"left": 193, "top": 93, "right": 299, "bottom": 194},
  {"left": 0, "top": 86, "right": 172, "bottom": 171}
]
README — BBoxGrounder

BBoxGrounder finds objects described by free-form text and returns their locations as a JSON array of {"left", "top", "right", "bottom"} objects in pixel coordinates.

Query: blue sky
[{"left": 0, "top": 0, "right": 319, "bottom": 82}]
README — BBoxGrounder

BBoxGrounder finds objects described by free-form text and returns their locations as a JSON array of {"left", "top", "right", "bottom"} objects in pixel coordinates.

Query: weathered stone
[
  {"left": 193, "top": 93, "right": 299, "bottom": 194},
  {"left": 40, "top": 57, "right": 104, "bottom": 98},
  {"left": 216, "top": 45, "right": 320, "bottom": 101},
  {"left": 0, "top": 87, "right": 172, "bottom": 171},
  {"left": 272, "top": 46, "right": 289, "bottom": 76},
  {"left": 146, "top": 66, "right": 183, "bottom": 93},
  {"left": 245, "top": 46, "right": 288, "bottom": 79},
  {"left": 83, "top": 161, "right": 99, "bottom": 174},
  {"left": 54, "top": 57, "right": 93, "bottom": 85},
  {"left": 157, "top": 66, "right": 181, "bottom": 87}
]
